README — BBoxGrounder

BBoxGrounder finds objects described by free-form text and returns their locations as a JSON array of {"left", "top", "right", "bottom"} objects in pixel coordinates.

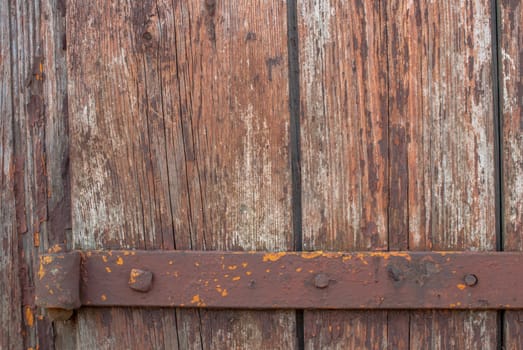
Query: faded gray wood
[
  {"left": 67, "top": 0, "right": 295, "bottom": 348},
  {"left": 0, "top": 0, "right": 23, "bottom": 347},
  {"left": 1, "top": 0, "right": 70, "bottom": 348}
]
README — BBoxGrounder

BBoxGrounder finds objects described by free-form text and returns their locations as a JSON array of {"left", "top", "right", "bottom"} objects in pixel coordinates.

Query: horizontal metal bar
[{"left": 36, "top": 250, "right": 523, "bottom": 310}]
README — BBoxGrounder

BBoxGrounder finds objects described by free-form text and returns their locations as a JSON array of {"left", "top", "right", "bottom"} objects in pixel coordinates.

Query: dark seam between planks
[
  {"left": 286, "top": 0, "right": 304, "bottom": 349},
  {"left": 491, "top": 0, "right": 505, "bottom": 348},
  {"left": 491, "top": 0, "right": 503, "bottom": 253}
]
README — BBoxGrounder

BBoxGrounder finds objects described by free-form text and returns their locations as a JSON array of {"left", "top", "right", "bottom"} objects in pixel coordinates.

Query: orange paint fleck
[
  {"left": 245, "top": 271, "right": 252, "bottom": 276},
  {"left": 266, "top": 269, "right": 271, "bottom": 273},
  {"left": 25, "top": 306, "right": 34, "bottom": 327},
  {"left": 34, "top": 232, "right": 40, "bottom": 247},
  {"left": 221, "top": 289, "right": 228, "bottom": 297},
  {"left": 228, "top": 265, "right": 238, "bottom": 270},
  {"left": 195, "top": 262, "right": 200, "bottom": 267},
  {"left": 356, "top": 253, "right": 369, "bottom": 265},
  {"left": 129, "top": 269, "right": 140, "bottom": 283},
  {"left": 101, "top": 294, "right": 107, "bottom": 301},
  {"left": 42, "top": 255, "right": 53, "bottom": 264},
  {"left": 262, "top": 252, "right": 287, "bottom": 262},
  {"left": 49, "top": 244, "right": 62, "bottom": 253},
  {"left": 295, "top": 267, "right": 302, "bottom": 272},
  {"left": 38, "top": 263, "right": 45, "bottom": 280},
  {"left": 169, "top": 261, "right": 174, "bottom": 265},
  {"left": 302, "top": 251, "right": 323, "bottom": 259},
  {"left": 242, "top": 262, "right": 248, "bottom": 268},
  {"left": 457, "top": 284, "right": 466, "bottom": 290},
  {"left": 116, "top": 257, "right": 124, "bottom": 265},
  {"left": 102, "top": 255, "right": 108, "bottom": 263},
  {"left": 191, "top": 295, "right": 201, "bottom": 304},
  {"left": 105, "top": 267, "right": 112, "bottom": 273},
  {"left": 232, "top": 276, "right": 241, "bottom": 281}
]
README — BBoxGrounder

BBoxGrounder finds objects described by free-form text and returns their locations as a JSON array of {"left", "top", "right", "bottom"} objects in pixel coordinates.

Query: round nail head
[
  {"left": 314, "top": 273, "right": 330, "bottom": 289},
  {"left": 464, "top": 274, "right": 478, "bottom": 286}
]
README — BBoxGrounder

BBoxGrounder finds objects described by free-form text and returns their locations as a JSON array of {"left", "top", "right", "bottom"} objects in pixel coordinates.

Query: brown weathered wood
[
  {"left": 299, "top": 0, "right": 390, "bottom": 347},
  {"left": 500, "top": 0, "right": 523, "bottom": 347},
  {"left": 0, "top": 0, "right": 23, "bottom": 347},
  {"left": 1, "top": 0, "right": 70, "bottom": 348},
  {"left": 388, "top": 0, "right": 498, "bottom": 348},
  {"left": 67, "top": 0, "right": 295, "bottom": 348},
  {"left": 300, "top": 0, "right": 497, "bottom": 348}
]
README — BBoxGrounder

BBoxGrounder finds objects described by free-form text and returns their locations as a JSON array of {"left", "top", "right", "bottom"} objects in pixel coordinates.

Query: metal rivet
[
  {"left": 314, "top": 273, "right": 330, "bottom": 289},
  {"left": 464, "top": 274, "right": 478, "bottom": 287},
  {"left": 129, "top": 269, "right": 153, "bottom": 292}
]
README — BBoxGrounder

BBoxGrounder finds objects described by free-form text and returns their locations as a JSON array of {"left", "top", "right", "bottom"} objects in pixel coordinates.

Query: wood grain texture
[
  {"left": 390, "top": 1, "right": 497, "bottom": 346},
  {"left": 0, "top": 0, "right": 23, "bottom": 347},
  {"left": 67, "top": 0, "right": 295, "bottom": 348},
  {"left": 300, "top": 0, "right": 497, "bottom": 348},
  {"left": 1, "top": 0, "right": 70, "bottom": 348},
  {"left": 299, "top": 1, "right": 390, "bottom": 348},
  {"left": 500, "top": 0, "right": 523, "bottom": 348}
]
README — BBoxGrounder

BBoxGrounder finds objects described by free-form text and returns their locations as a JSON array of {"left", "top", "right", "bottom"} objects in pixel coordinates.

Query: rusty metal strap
[{"left": 36, "top": 250, "right": 523, "bottom": 311}]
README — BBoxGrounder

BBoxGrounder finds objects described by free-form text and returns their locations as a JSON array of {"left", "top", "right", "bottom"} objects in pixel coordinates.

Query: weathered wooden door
[{"left": 2, "top": 0, "right": 523, "bottom": 349}]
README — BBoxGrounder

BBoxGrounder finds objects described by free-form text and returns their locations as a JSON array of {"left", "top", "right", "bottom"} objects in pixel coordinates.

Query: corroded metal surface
[
  {"left": 35, "top": 251, "right": 81, "bottom": 310},
  {"left": 36, "top": 250, "right": 523, "bottom": 310}
]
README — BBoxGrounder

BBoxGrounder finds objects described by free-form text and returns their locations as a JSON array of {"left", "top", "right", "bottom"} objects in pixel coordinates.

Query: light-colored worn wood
[
  {"left": 67, "top": 0, "right": 295, "bottom": 348},
  {"left": 397, "top": 0, "right": 497, "bottom": 347},
  {"left": 388, "top": 1, "right": 498, "bottom": 346},
  {"left": 299, "top": 1, "right": 390, "bottom": 348},
  {"left": 500, "top": 0, "right": 523, "bottom": 347},
  {"left": 300, "top": 0, "right": 497, "bottom": 348}
]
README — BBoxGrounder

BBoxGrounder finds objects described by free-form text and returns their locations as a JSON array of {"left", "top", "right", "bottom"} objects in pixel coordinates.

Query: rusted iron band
[{"left": 36, "top": 250, "right": 523, "bottom": 310}]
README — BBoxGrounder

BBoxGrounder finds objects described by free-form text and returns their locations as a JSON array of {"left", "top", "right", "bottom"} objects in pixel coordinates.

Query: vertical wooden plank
[
  {"left": 500, "top": 0, "right": 523, "bottom": 348},
  {"left": 5, "top": 0, "right": 70, "bottom": 348},
  {"left": 299, "top": 0, "right": 390, "bottom": 348},
  {"left": 170, "top": 1, "right": 296, "bottom": 348},
  {"left": 67, "top": 0, "right": 295, "bottom": 349},
  {"left": 300, "top": 0, "right": 497, "bottom": 348},
  {"left": 0, "top": 0, "right": 23, "bottom": 347},
  {"left": 388, "top": 0, "right": 498, "bottom": 348}
]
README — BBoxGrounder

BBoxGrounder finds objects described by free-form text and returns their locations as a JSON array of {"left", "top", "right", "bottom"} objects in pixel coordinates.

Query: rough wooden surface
[
  {"left": 501, "top": 0, "right": 523, "bottom": 347},
  {"left": 67, "top": 0, "right": 295, "bottom": 348},
  {"left": 0, "top": 0, "right": 23, "bottom": 347},
  {"left": 299, "top": 0, "right": 497, "bottom": 348},
  {"left": 1, "top": 0, "right": 70, "bottom": 348}
]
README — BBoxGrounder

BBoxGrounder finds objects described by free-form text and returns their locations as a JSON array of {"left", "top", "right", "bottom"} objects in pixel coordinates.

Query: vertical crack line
[
  {"left": 170, "top": 2, "right": 193, "bottom": 250},
  {"left": 491, "top": 0, "right": 503, "bottom": 253},
  {"left": 287, "top": 1, "right": 304, "bottom": 350}
]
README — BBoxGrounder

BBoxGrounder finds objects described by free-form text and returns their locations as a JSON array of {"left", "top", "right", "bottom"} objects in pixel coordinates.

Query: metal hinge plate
[{"left": 36, "top": 250, "right": 523, "bottom": 312}]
